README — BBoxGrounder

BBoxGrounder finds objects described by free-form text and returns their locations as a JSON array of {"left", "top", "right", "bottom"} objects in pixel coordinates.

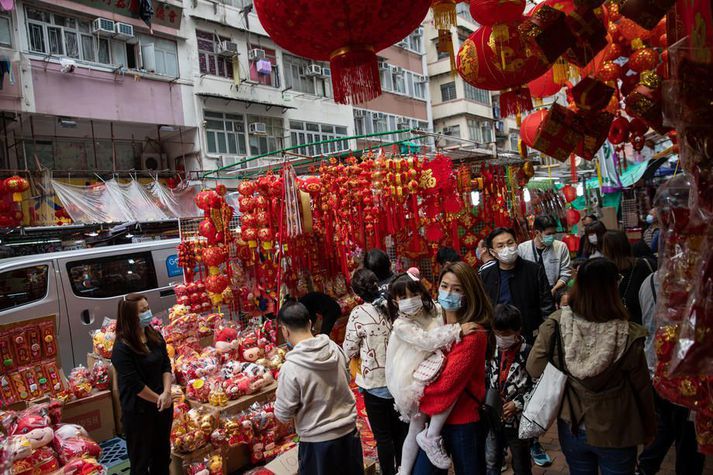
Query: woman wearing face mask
[
  {"left": 112, "top": 293, "right": 173, "bottom": 475},
  {"left": 413, "top": 262, "right": 493, "bottom": 474},
  {"left": 385, "top": 273, "right": 478, "bottom": 473},
  {"left": 582, "top": 221, "right": 607, "bottom": 259}
]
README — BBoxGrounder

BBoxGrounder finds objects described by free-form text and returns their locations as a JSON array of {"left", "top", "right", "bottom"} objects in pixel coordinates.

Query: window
[
  {"left": 25, "top": 7, "right": 117, "bottom": 65},
  {"left": 197, "top": 30, "right": 233, "bottom": 79},
  {"left": 134, "top": 34, "right": 178, "bottom": 76},
  {"left": 443, "top": 125, "right": 461, "bottom": 138},
  {"left": 354, "top": 109, "right": 424, "bottom": 143},
  {"left": 248, "top": 45, "right": 279, "bottom": 87},
  {"left": 289, "top": 121, "right": 349, "bottom": 156},
  {"left": 482, "top": 121, "right": 494, "bottom": 143},
  {"left": 205, "top": 111, "right": 247, "bottom": 156},
  {"left": 0, "top": 265, "right": 49, "bottom": 312},
  {"left": 405, "top": 27, "right": 424, "bottom": 54},
  {"left": 393, "top": 67, "right": 406, "bottom": 94},
  {"left": 0, "top": 14, "right": 12, "bottom": 47},
  {"left": 67, "top": 253, "right": 158, "bottom": 298},
  {"left": 464, "top": 82, "right": 491, "bottom": 105},
  {"left": 247, "top": 115, "right": 283, "bottom": 156},
  {"left": 412, "top": 74, "right": 427, "bottom": 99},
  {"left": 283, "top": 54, "right": 331, "bottom": 97},
  {"left": 467, "top": 119, "right": 482, "bottom": 142},
  {"left": 456, "top": 2, "right": 475, "bottom": 22},
  {"left": 441, "top": 81, "right": 457, "bottom": 102},
  {"left": 380, "top": 65, "right": 393, "bottom": 91},
  {"left": 509, "top": 133, "right": 519, "bottom": 151}
]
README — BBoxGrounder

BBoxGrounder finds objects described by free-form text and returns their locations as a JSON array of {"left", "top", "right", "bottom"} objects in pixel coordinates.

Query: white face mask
[
  {"left": 497, "top": 246, "right": 519, "bottom": 265},
  {"left": 588, "top": 234, "right": 598, "bottom": 245},
  {"left": 398, "top": 296, "right": 423, "bottom": 316},
  {"left": 496, "top": 334, "right": 518, "bottom": 349}
]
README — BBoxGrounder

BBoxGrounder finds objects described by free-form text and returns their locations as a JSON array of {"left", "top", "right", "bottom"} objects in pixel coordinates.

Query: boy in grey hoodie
[{"left": 275, "top": 302, "right": 364, "bottom": 475}]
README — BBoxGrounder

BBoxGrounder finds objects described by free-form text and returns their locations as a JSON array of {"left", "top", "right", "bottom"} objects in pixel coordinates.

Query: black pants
[
  {"left": 362, "top": 390, "right": 409, "bottom": 475},
  {"left": 298, "top": 429, "right": 364, "bottom": 475},
  {"left": 486, "top": 427, "right": 532, "bottom": 475},
  {"left": 124, "top": 407, "right": 173, "bottom": 475},
  {"left": 638, "top": 392, "right": 705, "bottom": 475}
]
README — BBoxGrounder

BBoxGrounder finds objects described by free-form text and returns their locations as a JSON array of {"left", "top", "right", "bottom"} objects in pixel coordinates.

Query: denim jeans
[
  {"left": 485, "top": 427, "right": 532, "bottom": 475},
  {"left": 558, "top": 419, "right": 637, "bottom": 475},
  {"left": 361, "top": 391, "right": 408, "bottom": 475},
  {"left": 413, "top": 421, "right": 487, "bottom": 475}
]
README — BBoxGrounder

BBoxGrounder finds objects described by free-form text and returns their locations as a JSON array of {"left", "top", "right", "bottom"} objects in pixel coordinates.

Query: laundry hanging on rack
[
  {"left": 0, "top": 0, "right": 15, "bottom": 13},
  {"left": 0, "top": 56, "right": 15, "bottom": 90}
]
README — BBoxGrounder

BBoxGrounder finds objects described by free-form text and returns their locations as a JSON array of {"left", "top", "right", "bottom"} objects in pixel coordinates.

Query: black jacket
[
  {"left": 112, "top": 336, "right": 171, "bottom": 415},
  {"left": 480, "top": 257, "right": 555, "bottom": 343}
]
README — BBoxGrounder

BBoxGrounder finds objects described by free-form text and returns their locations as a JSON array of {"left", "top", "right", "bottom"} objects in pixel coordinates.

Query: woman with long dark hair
[
  {"left": 527, "top": 258, "right": 655, "bottom": 474},
  {"left": 111, "top": 293, "right": 173, "bottom": 475},
  {"left": 412, "top": 262, "right": 493, "bottom": 474},
  {"left": 582, "top": 221, "right": 607, "bottom": 259},
  {"left": 602, "top": 230, "right": 655, "bottom": 324}
]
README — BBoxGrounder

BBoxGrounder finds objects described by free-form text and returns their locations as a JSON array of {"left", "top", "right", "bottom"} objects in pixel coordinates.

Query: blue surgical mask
[
  {"left": 646, "top": 214, "right": 655, "bottom": 225},
  {"left": 438, "top": 290, "right": 463, "bottom": 311},
  {"left": 138, "top": 309, "right": 153, "bottom": 328},
  {"left": 542, "top": 235, "right": 555, "bottom": 247}
]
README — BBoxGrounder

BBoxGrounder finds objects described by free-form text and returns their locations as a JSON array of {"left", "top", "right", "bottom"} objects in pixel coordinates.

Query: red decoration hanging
[
  {"left": 566, "top": 207, "right": 581, "bottom": 226},
  {"left": 528, "top": 68, "right": 563, "bottom": 99},
  {"left": 254, "top": 0, "right": 432, "bottom": 104},
  {"left": 520, "top": 109, "right": 549, "bottom": 148},
  {"left": 562, "top": 184, "right": 577, "bottom": 202},
  {"left": 470, "top": 0, "right": 526, "bottom": 25}
]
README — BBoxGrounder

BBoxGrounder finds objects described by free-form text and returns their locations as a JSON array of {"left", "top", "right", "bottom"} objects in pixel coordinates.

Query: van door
[
  {"left": 150, "top": 244, "right": 184, "bottom": 318},
  {"left": 58, "top": 250, "right": 166, "bottom": 367}
]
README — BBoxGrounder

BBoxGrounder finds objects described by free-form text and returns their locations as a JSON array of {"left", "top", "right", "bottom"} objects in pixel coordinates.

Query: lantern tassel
[
  {"left": 552, "top": 58, "right": 570, "bottom": 85},
  {"left": 329, "top": 47, "right": 382, "bottom": 105},
  {"left": 437, "top": 30, "right": 457, "bottom": 75},
  {"left": 499, "top": 86, "right": 534, "bottom": 118},
  {"left": 432, "top": 0, "right": 457, "bottom": 30}
]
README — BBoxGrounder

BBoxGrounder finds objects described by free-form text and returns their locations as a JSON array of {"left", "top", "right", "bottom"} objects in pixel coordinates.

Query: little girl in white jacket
[{"left": 385, "top": 273, "right": 476, "bottom": 473}]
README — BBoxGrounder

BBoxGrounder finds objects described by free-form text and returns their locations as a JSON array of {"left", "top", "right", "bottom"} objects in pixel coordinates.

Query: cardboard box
[
  {"left": 190, "top": 382, "right": 277, "bottom": 416},
  {"left": 170, "top": 443, "right": 226, "bottom": 475},
  {"left": 61, "top": 389, "right": 115, "bottom": 442},
  {"left": 224, "top": 444, "right": 250, "bottom": 474},
  {"left": 87, "top": 353, "right": 123, "bottom": 435}
]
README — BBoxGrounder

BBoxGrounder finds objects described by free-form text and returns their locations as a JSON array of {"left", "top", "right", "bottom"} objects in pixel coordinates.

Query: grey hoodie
[{"left": 274, "top": 334, "right": 357, "bottom": 443}]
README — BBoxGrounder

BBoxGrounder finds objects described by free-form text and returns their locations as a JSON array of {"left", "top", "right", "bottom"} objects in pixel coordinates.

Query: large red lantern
[
  {"left": 470, "top": 0, "right": 526, "bottom": 26},
  {"left": 205, "top": 274, "right": 229, "bottom": 294},
  {"left": 566, "top": 207, "right": 581, "bottom": 226},
  {"left": 4, "top": 176, "right": 29, "bottom": 202},
  {"left": 528, "top": 68, "right": 562, "bottom": 99},
  {"left": 562, "top": 184, "right": 577, "bottom": 203},
  {"left": 520, "top": 109, "right": 549, "bottom": 147},
  {"left": 254, "top": 0, "right": 432, "bottom": 104},
  {"left": 202, "top": 246, "right": 228, "bottom": 267},
  {"left": 458, "top": 24, "right": 550, "bottom": 116}
]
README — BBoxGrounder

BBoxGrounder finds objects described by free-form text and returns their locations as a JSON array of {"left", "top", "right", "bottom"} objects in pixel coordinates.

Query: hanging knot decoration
[
  {"left": 254, "top": 0, "right": 432, "bottom": 105},
  {"left": 282, "top": 164, "right": 303, "bottom": 238},
  {"left": 431, "top": 0, "right": 459, "bottom": 30}
]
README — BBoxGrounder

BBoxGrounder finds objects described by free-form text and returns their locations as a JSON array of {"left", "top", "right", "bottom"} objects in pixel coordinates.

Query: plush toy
[
  {"left": 240, "top": 331, "right": 265, "bottom": 362},
  {"left": 61, "top": 457, "right": 104, "bottom": 474},
  {"left": 222, "top": 374, "right": 254, "bottom": 399},
  {"left": 90, "top": 360, "right": 110, "bottom": 391},
  {"left": 208, "top": 383, "right": 228, "bottom": 407},
  {"left": 53, "top": 424, "right": 88, "bottom": 441},
  {"left": 11, "top": 445, "right": 60, "bottom": 475},
  {"left": 215, "top": 327, "right": 240, "bottom": 356},
  {"left": 53, "top": 435, "right": 101, "bottom": 465},
  {"left": 68, "top": 366, "right": 93, "bottom": 399}
]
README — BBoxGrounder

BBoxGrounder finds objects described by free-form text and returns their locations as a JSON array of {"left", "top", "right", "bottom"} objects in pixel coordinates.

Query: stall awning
[{"left": 195, "top": 92, "right": 297, "bottom": 112}]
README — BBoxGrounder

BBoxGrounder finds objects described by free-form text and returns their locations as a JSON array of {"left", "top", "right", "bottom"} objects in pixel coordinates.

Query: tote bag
[{"left": 519, "top": 322, "right": 568, "bottom": 439}]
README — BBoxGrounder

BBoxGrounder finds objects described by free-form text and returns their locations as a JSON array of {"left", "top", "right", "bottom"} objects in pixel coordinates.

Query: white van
[{"left": 0, "top": 239, "right": 183, "bottom": 368}]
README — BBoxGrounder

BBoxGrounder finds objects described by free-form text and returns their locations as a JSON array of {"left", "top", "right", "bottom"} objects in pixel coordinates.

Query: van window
[
  {"left": 67, "top": 252, "right": 158, "bottom": 298},
  {"left": 0, "top": 265, "right": 49, "bottom": 311}
]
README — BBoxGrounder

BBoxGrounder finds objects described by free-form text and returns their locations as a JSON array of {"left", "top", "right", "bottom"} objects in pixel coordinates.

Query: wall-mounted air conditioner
[
  {"left": 92, "top": 18, "right": 116, "bottom": 37},
  {"left": 303, "top": 64, "right": 322, "bottom": 77},
  {"left": 248, "top": 48, "right": 265, "bottom": 61},
  {"left": 217, "top": 41, "right": 239, "bottom": 56},
  {"left": 249, "top": 122, "right": 267, "bottom": 135},
  {"left": 114, "top": 22, "right": 134, "bottom": 41},
  {"left": 321, "top": 66, "right": 332, "bottom": 77},
  {"left": 141, "top": 153, "right": 167, "bottom": 171}
]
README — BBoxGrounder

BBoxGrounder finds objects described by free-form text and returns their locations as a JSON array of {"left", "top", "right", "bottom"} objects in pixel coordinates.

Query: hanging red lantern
[
  {"left": 254, "top": 0, "right": 432, "bottom": 104},
  {"left": 616, "top": 17, "right": 652, "bottom": 42},
  {"left": 238, "top": 181, "right": 256, "bottom": 197},
  {"left": 470, "top": 0, "right": 526, "bottom": 26},
  {"left": 629, "top": 117, "right": 648, "bottom": 136},
  {"left": 4, "top": 176, "right": 29, "bottom": 202},
  {"left": 628, "top": 40, "right": 659, "bottom": 72},
  {"left": 562, "top": 184, "right": 577, "bottom": 202},
  {"left": 566, "top": 207, "right": 581, "bottom": 226},
  {"left": 195, "top": 190, "right": 219, "bottom": 212},
  {"left": 215, "top": 184, "right": 227, "bottom": 196},
  {"left": 202, "top": 246, "right": 228, "bottom": 267},
  {"left": 458, "top": 24, "right": 550, "bottom": 116},
  {"left": 597, "top": 61, "right": 622, "bottom": 81},
  {"left": 520, "top": 109, "right": 549, "bottom": 147},
  {"left": 198, "top": 218, "right": 217, "bottom": 242},
  {"left": 238, "top": 196, "right": 255, "bottom": 213},
  {"left": 528, "top": 68, "right": 563, "bottom": 99},
  {"left": 608, "top": 116, "right": 631, "bottom": 144},
  {"left": 205, "top": 274, "right": 229, "bottom": 294}
]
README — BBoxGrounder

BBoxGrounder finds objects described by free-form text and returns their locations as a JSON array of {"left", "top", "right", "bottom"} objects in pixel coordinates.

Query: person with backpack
[
  {"left": 526, "top": 258, "right": 656, "bottom": 474},
  {"left": 485, "top": 304, "right": 534, "bottom": 475}
]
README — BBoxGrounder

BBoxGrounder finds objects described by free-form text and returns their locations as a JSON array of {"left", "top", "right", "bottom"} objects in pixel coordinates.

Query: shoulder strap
[{"left": 649, "top": 275, "right": 657, "bottom": 304}]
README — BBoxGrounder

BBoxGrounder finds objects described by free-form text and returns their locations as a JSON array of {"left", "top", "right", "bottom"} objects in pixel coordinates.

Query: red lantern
[
  {"left": 215, "top": 184, "right": 227, "bottom": 196},
  {"left": 528, "top": 68, "right": 562, "bottom": 99},
  {"left": 4, "top": 176, "right": 29, "bottom": 202},
  {"left": 254, "top": 0, "right": 432, "bottom": 104},
  {"left": 258, "top": 227, "right": 274, "bottom": 242},
  {"left": 520, "top": 109, "right": 549, "bottom": 147},
  {"left": 566, "top": 207, "right": 581, "bottom": 226},
  {"left": 238, "top": 196, "right": 255, "bottom": 213},
  {"left": 198, "top": 219, "right": 217, "bottom": 241},
  {"left": 458, "top": 24, "right": 550, "bottom": 116},
  {"left": 470, "top": 0, "right": 526, "bottom": 26},
  {"left": 205, "top": 275, "right": 229, "bottom": 294},
  {"left": 629, "top": 43, "right": 659, "bottom": 72},
  {"left": 562, "top": 233, "right": 580, "bottom": 251},
  {"left": 240, "top": 213, "right": 257, "bottom": 229},
  {"left": 562, "top": 184, "right": 577, "bottom": 202},
  {"left": 608, "top": 116, "right": 631, "bottom": 144},
  {"left": 202, "top": 246, "right": 228, "bottom": 267},
  {"left": 195, "top": 190, "right": 219, "bottom": 211},
  {"left": 241, "top": 226, "right": 258, "bottom": 243},
  {"left": 597, "top": 61, "right": 622, "bottom": 81},
  {"left": 238, "top": 181, "right": 256, "bottom": 197}
]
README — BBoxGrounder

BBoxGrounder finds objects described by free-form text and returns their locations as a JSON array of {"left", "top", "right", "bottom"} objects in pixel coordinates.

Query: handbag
[
  {"left": 413, "top": 351, "right": 446, "bottom": 384},
  {"left": 519, "top": 321, "right": 568, "bottom": 439}
]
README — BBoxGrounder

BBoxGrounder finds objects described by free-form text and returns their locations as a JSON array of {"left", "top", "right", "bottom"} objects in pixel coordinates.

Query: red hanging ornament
[
  {"left": 238, "top": 181, "right": 256, "bottom": 197},
  {"left": 470, "top": 0, "right": 526, "bottom": 26},
  {"left": 597, "top": 61, "right": 622, "bottom": 82},
  {"left": 4, "top": 176, "right": 29, "bottom": 203},
  {"left": 520, "top": 109, "right": 549, "bottom": 148},
  {"left": 254, "top": 0, "right": 432, "bottom": 104},
  {"left": 457, "top": 24, "right": 550, "bottom": 117},
  {"left": 566, "top": 207, "right": 581, "bottom": 226},
  {"left": 628, "top": 40, "right": 659, "bottom": 72},
  {"left": 528, "top": 68, "right": 563, "bottom": 99},
  {"left": 608, "top": 116, "right": 631, "bottom": 144},
  {"left": 562, "top": 184, "right": 577, "bottom": 203}
]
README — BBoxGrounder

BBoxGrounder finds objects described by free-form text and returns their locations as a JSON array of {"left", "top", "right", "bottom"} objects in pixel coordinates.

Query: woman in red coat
[{"left": 413, "top": 262, "right": 493, "bottom": 474}]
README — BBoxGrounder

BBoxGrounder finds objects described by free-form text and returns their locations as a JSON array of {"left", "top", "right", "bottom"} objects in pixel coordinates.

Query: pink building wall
[
  {"left": 31, "top": 60, "right": 185, "bottom": 125},
  {"left": 0, "top": 60, "right": 24, "bottom": 113}
]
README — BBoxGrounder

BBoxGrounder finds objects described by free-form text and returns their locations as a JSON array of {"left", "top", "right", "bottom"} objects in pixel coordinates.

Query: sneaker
[
  {"left": 531, "top": 441, "right": 553, "bottom": 467},
  {"left": 416, "top": 428, "right": 452, "bottom": 470}
]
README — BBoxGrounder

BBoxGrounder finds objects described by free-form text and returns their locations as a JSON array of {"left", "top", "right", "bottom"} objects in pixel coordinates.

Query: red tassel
[
  {"left": 499, "top": 86, "right": 534, "bottom": 117},
  {"left": 330, "top": 47, "right": 382, "bottom": 105}
]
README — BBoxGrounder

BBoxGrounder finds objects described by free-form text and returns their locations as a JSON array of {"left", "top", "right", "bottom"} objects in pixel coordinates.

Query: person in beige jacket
[
  {"left": 275, "top": 302, "right": 363, "bottom": 475},
  {"left": 527, "top": 257, "right": 656, "bottom": 475}
]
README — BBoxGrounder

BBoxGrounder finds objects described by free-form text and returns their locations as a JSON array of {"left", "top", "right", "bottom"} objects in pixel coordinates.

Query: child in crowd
[
  {"left": 274, "top": 302, "right": 364, "bottom": 475},
  {"left": 554, "top": 288, "right": 569, "bottom": 309},
  {"left": 385, "top": 273, "right": 477, "bottom": 472},
  {"left": 485, "top": 304, "right": 534, "bottom": 475}
]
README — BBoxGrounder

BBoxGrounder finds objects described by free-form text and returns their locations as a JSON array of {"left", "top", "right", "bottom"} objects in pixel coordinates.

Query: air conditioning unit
[
  {"left": 321, "top": 66, "right": 332, "bottom": 77},
  {"left": 114, "top": 22, "right": 134, "bottom": 40},
  {"left": 416, "top": 76, "right": 428, "bottom": 84},
  {"left": 398, "top": 39, "right": 409, "bottom": 48},
  {"left": 249, "top": 122, "right": 267, "bottom": 135},
  {"left": 217, "top": 41, "right": 238, "bottom": 56},
  {"left": 248, "top": 48, "right": 266, "bottom": 61},
  {"left": 391, "top": 66, "right": 404, "bottom": 76},
  {"left": 141, "top": 153, "right": 167, "bottom": 171},
  {"left": 303, "top": 64, "right": 323, "bottom": 77},
  {"left": 92, "top": 18, "right": 116, "bottom": 37},
  {"left": 378, "top": 59, "right": 389, "bottom": 71}
]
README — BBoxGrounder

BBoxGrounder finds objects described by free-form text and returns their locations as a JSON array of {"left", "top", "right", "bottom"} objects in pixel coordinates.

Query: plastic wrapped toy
[
  {"left": 90, "top": 360, "right": 110, "bottom": 391},
  {"left": 61, "top": 457, "right": 105, "bottom": 475},
  {"left": 68, "top": 366, "right": 93, "bottom": 399},
  {"left": 90, "top": 319, "right": 116, "bottom": 359},
  {"left": 53, "top": 435, "right": 101, "bottom": 465}
]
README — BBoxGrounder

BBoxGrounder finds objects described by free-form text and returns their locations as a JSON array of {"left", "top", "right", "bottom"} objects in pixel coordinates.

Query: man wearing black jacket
[{"left": 480, "top": 227, "right": 555, "bottom": 344}]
